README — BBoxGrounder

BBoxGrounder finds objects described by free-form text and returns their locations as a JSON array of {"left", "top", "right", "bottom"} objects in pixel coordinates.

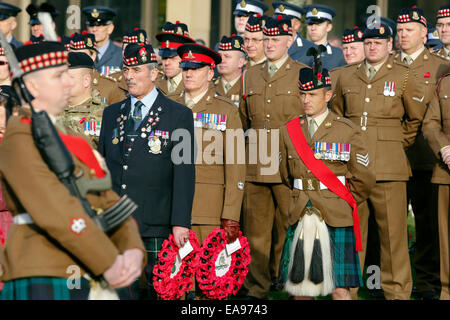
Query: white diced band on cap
[
  {"left": 306, "top": 11, "right": 333, "bottom": 21},
  {"left": 274, "top": 8, "right": 302, "bottom": 19},
  {"left": 235, "top": 3, "right": 264, "bottom": 15}
]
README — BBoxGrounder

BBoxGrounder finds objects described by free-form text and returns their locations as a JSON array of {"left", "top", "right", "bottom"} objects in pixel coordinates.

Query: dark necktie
[{"left": 132, "top": 100, "right": 144, "bottom": 130}]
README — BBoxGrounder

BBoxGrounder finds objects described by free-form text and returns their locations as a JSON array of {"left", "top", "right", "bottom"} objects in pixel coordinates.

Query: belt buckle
[{"left": 303, "top": 178, "right": 319, "bottom": 191}]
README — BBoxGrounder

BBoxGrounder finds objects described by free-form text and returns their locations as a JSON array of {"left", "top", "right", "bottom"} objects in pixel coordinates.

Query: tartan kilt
[
  {"left": 0, "top": 277, "right": 90, "bottom": 300},
  {"left": 279, "top": 222, "right": 363, "bottom": 290}
]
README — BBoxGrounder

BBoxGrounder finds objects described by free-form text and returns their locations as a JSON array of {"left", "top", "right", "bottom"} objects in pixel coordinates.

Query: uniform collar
[
  {"left": 267, "top": 54, "right": 289, "bottom": 71},
  {"left": 221, "top": 73, "right": 241, "bottom": 90},
  {"left": 249, "top": 56, "right": 266, "bottom": 66},
  {"left": 167, "top": 71, "right": 182, "bottom": 88},
  {"left": 400, "top": 46, "right": 425, "bottom": 63},
  {"left": 306, "top": 108, "right": 329, "bottom": 128},
  {"left": 185, "top": 87, "right": 209, "bottom": 105},
  {"left": 97, "top": 40, "right": 111, "bottom": 60}
]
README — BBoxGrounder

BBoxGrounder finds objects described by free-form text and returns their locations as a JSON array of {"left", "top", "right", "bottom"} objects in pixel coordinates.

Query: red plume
[
  {"left": 277, "top": 14, "right": 283, "bottom": 20},
  {"left": 82, "top": 30, "right": 88, "bottom": 35},
  {"left": 134, "top": 27, "right": 139, "bottom": 31}
]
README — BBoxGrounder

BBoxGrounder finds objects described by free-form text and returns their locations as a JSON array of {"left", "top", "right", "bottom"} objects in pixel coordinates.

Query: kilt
[
  {"left": 118, "top": 237, "right": 165, "bottom": 300},
  {"left": 0, "top": 277, "right": 90, "bottom": 300},
  {"left": 279, "top": 220, "right": 363, "bottom": 290}
]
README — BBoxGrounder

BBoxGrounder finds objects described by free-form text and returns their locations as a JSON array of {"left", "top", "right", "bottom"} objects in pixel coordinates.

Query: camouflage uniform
[{"left": 58, "top": 89, "right": 107, "bottom": 148}]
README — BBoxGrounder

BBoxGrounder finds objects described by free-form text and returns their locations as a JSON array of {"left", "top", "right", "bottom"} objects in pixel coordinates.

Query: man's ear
[
  {"left": 326, "top": 22, "right": 333, "bottom": 33},
  {"left": 107, "top": 24, "right": 115, "bottom": 36},
  {"left": 150, "top": 67, "right": 159, "bottom": 82},
  {"left": 23, "top": 76, "right": 40, "bottom": 100},
  {"left": 325, "top": 89, "right": 333, "bottom": 103},
  {"left": 207, "top": 67, "right": 215, "bottom": 81},
  {"left": 11, "top": 17, "right": 18, "bottom": 31}
]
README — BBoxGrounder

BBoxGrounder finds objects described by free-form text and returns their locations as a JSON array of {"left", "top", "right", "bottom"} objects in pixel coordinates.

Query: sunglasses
[{"left": 0, "top": 61, "right": 8, "bottom": 66}]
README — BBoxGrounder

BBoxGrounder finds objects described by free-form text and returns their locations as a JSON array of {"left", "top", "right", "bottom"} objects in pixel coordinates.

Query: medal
[
  {"left": 148, "top": 134, "right": 162, "bottom": 154},
  {"left": 112, "top": 129, "right": 119, "bottom": 144},
  {"left": 389, "top": 82, "right": 396, "bottom": 97},
  {"left": 112, "top": 138, "right": 119, "bottom": 145}
]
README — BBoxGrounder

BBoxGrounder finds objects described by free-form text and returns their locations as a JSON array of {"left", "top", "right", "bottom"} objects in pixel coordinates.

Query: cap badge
[
  {"left": 91, "top": 8, "right": 99, "bottom": 18},
  {"left": 140, "top": 33, "right": 145, "bottom": 43},
  {"left": 166, "top": 40, "right": 170, "bottom": 47},
  {"left": 357, "top": 30, "right": 363, "bottom": 39},
  {"left": 261, "top": 19, "right": 266, "bottom": 27},
  {"left": 87, "top": 37, "right": 93, "bottom": 47},
  {"left": 412, "top": 11, "right": 419, "bottom": 20},
  {"left": 312, "top": 8, "right": 318, "bottom": 15},
  {"left": 282, "top": 24, "right": 289, "bottom": 32},
  {"left": 177, "top": 26, "right": 183, "bottom": 35},
  {"left": 234, "top": 39, "right": 240, "bottom": 48},
  {"left": 139, "top": 47, "right": 148, "bottom": 63},
  {"left": 187, "top": 50, "right": 195, "bottom": 59},
  {"left": 241, "top": 0, "right": 246, "bottom": 8},
  {"left": 433, "top": 30, "right": 438, "bottom": 37},
  {"left": 279, "top": 5, "right": 285, "bottom": 12},
  {"left": 379, "top": 26, "right": 385, "bottom": 34}
]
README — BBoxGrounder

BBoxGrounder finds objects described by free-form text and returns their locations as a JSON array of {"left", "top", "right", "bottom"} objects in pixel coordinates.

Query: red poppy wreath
[
  {"left": 153, "top": 230, "right": 200, "bottom": 300},
  {"left": 196, "top": 228, "right": 251, "bottom": 300}
]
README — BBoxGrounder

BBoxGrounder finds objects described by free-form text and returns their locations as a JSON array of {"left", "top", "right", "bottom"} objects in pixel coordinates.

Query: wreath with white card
[
  {"left": 196, "top": 228, "right": 251, "bottom": 300},
  {"left": 152, "top": 230, "right": 200, "bottom": 300}
]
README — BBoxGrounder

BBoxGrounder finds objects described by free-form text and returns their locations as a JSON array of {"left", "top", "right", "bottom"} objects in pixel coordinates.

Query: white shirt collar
[{"left": 400, "top": 46, "right": 425, "bottom": 63}]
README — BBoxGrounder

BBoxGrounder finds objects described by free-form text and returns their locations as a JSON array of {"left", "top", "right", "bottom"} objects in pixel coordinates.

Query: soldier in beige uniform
[
  {"left": 331, "top": 24, "right": 426, "bottom": 300},
  {"left": 394, "top": 6, "right": 450, "bottom": 299},
  {"left": 239, "top": 15, "right": 307, "bottom": 299},
  {"left": 155, "top": 22, "right": 195, "bottom": 97},
  {"left": 279, "top": 63, "right": 375, "bottom": 300},
  {"left": 58, "top": 52, "right": 107, "bottom": 149},
  {"left": 423, "top": 74, "right": 450, "bottom": 300},
  {"left": 69, "top": 31, "right": 126, "bottom": 105},
  {"left": 215, "top": 34, "right": 246, "bottom": 107},
  {"left": 173, "top": 43, "right": 245, "bottom": 247},
  {"left": 434, "top": 5, "right": 450, "bottom": 60}
]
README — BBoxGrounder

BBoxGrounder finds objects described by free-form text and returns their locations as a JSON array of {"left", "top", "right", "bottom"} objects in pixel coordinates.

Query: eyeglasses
[{"left": 0, "top": 61, "right": 8, "bottom": 66}]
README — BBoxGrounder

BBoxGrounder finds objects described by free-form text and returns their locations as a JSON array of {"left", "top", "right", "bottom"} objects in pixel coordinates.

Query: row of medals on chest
[{"left": 113, "top": 107, "right": 168, "bottom": 154}]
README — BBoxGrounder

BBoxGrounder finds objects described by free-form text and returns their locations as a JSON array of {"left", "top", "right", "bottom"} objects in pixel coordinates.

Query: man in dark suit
[
  {"left": 0, "top": 2, "right": 22, "bottom": 49},
  {"left": 82, "top": 6, "right": 122, "bottom": 76},
  {"left": 98, "top": 42, "right": 195, "bottom": 300}
]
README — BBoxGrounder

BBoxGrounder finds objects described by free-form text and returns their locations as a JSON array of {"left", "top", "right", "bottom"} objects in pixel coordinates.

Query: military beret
[
  {"left": 363, "top": 16, "right": 396, "bottom": 37},
  {"left": 60, "top": 35, "right": 72, "bottom": 51},
  {"left": 26, "top": 3, "right": 60, "bottom": 26},
  {"left": 0, "top": 2, "right": 21, "bottom": 21},
  {"left": 156, "top": 21, "right": 195, "bottom": 58},
  {"left": 304, "top": 4, "right": 336, "bottom": 24},
  {"left": 14, "top": 41, "right": 68, "bottom": 76},
  {"left": 397, "top": 6, "right": 427, "bottom": 28},
  {"left": 272, "top": 1, "right": 304, "bottom": 20},
  {"left": 68, "top": 52, "right": 94, "bottom": 69},
  {"left": 263, "top": 15, "right": 293, "bottom": 36},
  {"left": 245, "top": 14, "right": 267, "bottom": 32},
  {"left": 342, "top": 26, "right": 364, "bottom": 44},
  {"left": 123, "top": 43, "right": 157, "bottom": 67},
  {"left": 178, "top": 43, "right": 222, "bottom": 69},
  {"left": 69, "top": 31, "right": 97, "bottom": 52},
  {"left": 82, "top": 6, "right": 117, "bottom": 26},
  {"left": 437, "top": 5, "right": 450, "bottom": 19},
  {"left": 362, "top": 23, "right": 392, "bottom": 39},
  {"left": 233, "top": 0, "right": 268, "bottom": 16},
  {"left": 123, "top": 28, "right": 148, "bottom": 45},
  {"left": 218, "top": 34, "right": 245, "bottom": 53},
  {"left": 298, "top": 67, "right": 331, "bottom": 91}
]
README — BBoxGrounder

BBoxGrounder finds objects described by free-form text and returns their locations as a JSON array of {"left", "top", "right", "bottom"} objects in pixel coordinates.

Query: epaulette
[
  {"left": 331, "top": 61, "right": 360, "bottom": 73},
  {"left": 214, "top": 93, "right": 235, "bottom": 107},
  {"left": 99, "top": 73, "right": 118, "bottom": 83},
  {"left": 334, "top": 115, "right": 357, "bottom": 129},
  {"left": 431, "top": 50, "right": 450, "bottom": 62}
]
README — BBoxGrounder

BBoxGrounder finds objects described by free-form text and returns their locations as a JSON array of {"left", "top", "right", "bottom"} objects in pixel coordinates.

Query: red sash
[
  {"left": 59, "top": 133, "right": 106, "bottom": 178},
  {"left": 286, "top": 117, "right": 362, "bottom": 252},
  {"left": 21, "top": 118, "right": 106, "bottom": 178}
]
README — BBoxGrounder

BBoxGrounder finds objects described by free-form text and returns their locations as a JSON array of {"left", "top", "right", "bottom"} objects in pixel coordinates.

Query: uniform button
[
  {"left": 365, "top": 98, "right": 370, "bottom": 102},
  {"left": 266, "top": 114, "right": 270, "bottom": 118},
  {"left": 363, "top": 112, "right": 368, "bottom": 116},
  {"left": 123, "top": 165, "right": 128, "bottom": 170},
  {"left": 128, "top": 148, "right": 132, "bottom": 152},
  {"left": 287, "top": 90, "right": 291, "bottom": 94},
  {"left": 267, "top": 129, "right": 271, "bottom": 133},
  {"left": 425, "top": 81, "right": 429, "bottom": 84},
  {"left": 362, "top": 126, "right": 367, "bottom": 131},
  {"left": 268, "top": 84, "right": 272, "bottom": 88},
  {"left": 131, "top": 138, "right": 135, "bottom": 142},
  {"left": 121, "top": 184, "right": 127, "bottom": 190},
  {"left": 267, "top": 99, "right": 271, "bottom": 103},
  {"left": 367, "top": 84, "right": 372, "bottom": 89}
]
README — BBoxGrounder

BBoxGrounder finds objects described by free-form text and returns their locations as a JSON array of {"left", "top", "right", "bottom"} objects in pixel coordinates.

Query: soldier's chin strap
[{"left": 286, "top": 117, "right": 362, "bottom": 252}]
